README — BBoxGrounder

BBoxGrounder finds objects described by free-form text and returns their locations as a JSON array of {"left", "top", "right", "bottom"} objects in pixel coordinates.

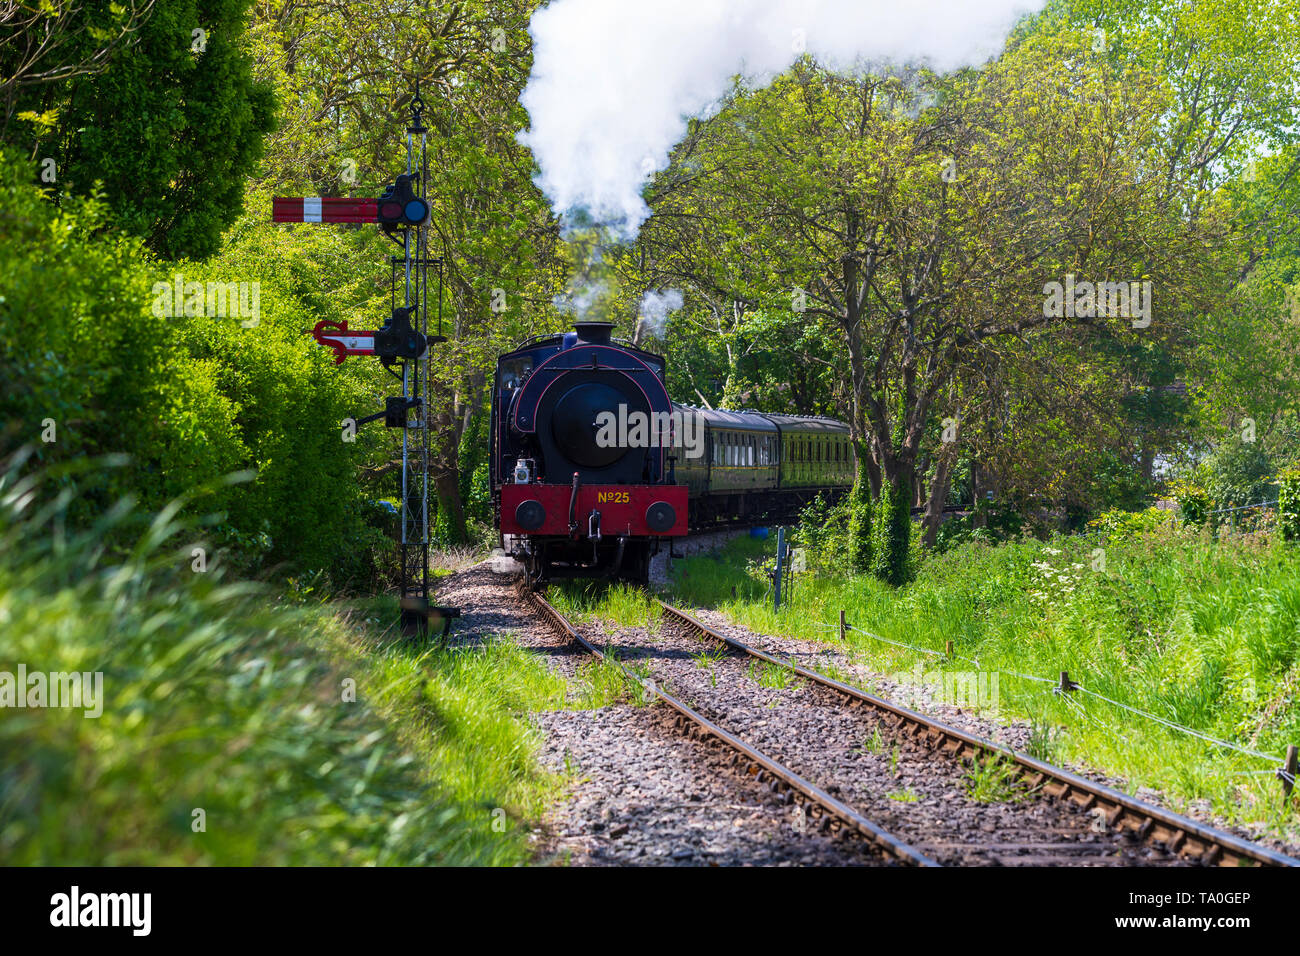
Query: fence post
[
  {"left": 1056, "top": 671, "right": 1077, "bottom": 695},
  {"left": 946, "top": 640, "right": 954, "bottom": 661},
  {"left": 838, "top": 609, "right": 846, "bottom": 642},
  {"left": 1283, "top": 745, "right": 1298, "bottom": 798},
  {"left": 773, "top": 527, "right": 785, "bottom": 613}
]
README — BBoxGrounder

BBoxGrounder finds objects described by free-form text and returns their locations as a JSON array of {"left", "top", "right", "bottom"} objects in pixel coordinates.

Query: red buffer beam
[{"left": 272, "top": 197, "right": 378, "bottom": 224}]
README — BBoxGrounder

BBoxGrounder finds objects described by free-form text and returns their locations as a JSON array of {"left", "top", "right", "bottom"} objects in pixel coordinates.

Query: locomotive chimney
[{"left": 573, "top": 321, "right": 614, "bottom": 345}]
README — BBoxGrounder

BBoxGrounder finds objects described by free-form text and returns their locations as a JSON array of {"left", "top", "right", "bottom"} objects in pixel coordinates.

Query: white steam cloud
[
  {"left": 637, "top": 289, "right": 685, "bottom": 340},
  {"left": 520, "top": 0, "right": 1045, "bottom": 240}
]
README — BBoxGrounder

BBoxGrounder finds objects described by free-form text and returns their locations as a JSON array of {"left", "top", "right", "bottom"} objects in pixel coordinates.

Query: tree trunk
[
  {"left": 429, "top": 373, "right": 468, "bottom": 544},
  {"left": 434, "top": 468, "right": 466, "bottom": 543},
  {"left": 922, "top": 447, "right": 957, "bottom": 549}
]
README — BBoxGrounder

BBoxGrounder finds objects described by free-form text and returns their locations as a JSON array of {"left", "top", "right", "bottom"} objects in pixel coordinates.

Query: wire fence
[
  {"left": 749, "top": 525, "right": 1298, "bottom": 793},
  {"left": 787, "top": 611, "right": 1300, "bottom": 789}
]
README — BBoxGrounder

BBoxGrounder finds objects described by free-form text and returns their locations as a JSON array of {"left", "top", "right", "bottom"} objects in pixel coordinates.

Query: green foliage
[
  {"left": 0, "top": 151, "right": 385, "bottom": 582},
  {"left": 1200, "top": 438, "right": 1278, "bottom": 511},
  {"left": 796, "top": 493, "right": 847, "bottom": 569},
  {"left": 964, "top": 755, "right": 1027, "bottom": 803},
  {"left": 457, "top": 408, "right": 492, "bottom": 531},
  {"left": 845, "top": 467, "right": 872, "bottom": 574},
  {"left": 0, "top": 464, "right": 549, "bottom": 865},
  {"left": 933, "top": 499, "right": 1028, "bottom": 553},
  {"left": 25, "top": 0, "right": 275, "bottom": 260},
  {"left": 870, "top": 478, "right": 913, "bottom": 586},
  {"left": 1170, "top": 478, "right": 1210, "bottom": 526},
  {"left": 1279, "top": 466, "right": 1300, "bottom": 542},
  {"left": 1086, "top": 506, "right": 1174, "bottom": 541},
  {"left": 546, "top": 582, "right": 659, "bottom": 631}
]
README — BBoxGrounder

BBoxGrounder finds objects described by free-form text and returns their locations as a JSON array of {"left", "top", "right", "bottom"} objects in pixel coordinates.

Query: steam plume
[
  {"left": 520, "top": 0, "right": 1045, "bottom": 240},
  {"left": 637, "top": 289, "right": 685, "bottom": 340}
]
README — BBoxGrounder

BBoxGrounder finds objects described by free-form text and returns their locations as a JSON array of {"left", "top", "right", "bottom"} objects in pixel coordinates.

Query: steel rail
[
  {"left": 521, "top": 587, "right": 937, "bottom": 867},
  {"left": 658, "top": 600, "right": 1300, "bottom": 868}
]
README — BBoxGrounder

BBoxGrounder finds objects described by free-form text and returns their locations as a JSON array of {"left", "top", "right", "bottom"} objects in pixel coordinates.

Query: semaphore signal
[{"left": 271, "top": 84, "right": 454, "bottom": 638}]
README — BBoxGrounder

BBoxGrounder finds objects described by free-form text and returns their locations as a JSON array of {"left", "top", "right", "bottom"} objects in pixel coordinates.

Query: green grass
[
  {"left": 965, "top": 755, "right": 1028, "bottom": 803},
  {"left": 0, "top": 461, "right": 556, "bottom": 865},
  {"left": 671, "top": 527, "right": 1300, "bottom": 840},
  {"left": 746, "top": 657, "right": 801, "bottom": 690},
  {"left": 316, "top": 621, "right": 564, "bottom": 830},
  {"left": 545, "top": 581, "right": 659, "bottom": 631}
]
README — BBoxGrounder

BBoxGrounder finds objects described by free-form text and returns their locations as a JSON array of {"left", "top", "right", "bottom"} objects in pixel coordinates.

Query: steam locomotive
[{"left": 492, "top": 321, "right": 855, "bottom": 584}]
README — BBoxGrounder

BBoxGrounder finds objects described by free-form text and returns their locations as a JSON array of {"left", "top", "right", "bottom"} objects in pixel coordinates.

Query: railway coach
[{"left": 492, "top": 322, "right": 854, "bottom": 584}]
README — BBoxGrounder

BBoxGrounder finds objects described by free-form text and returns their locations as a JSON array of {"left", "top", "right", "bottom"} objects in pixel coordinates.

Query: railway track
[
  {"left": 521, "top": 584, "right": 937, "bottom": 866},
  {"left": 656, "top": 599, "right": 1300, "bottom": 868}
]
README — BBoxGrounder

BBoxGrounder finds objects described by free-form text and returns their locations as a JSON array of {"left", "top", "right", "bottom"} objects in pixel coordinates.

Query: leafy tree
[
  {"left": 641, "top": 29, "right": 1229, "bottom": 580},
  {"left": 249, "top": 0, "right": 566, "bottom": 542},
  {"left": 15, "top": 0, "right": 275, "bottom": 260},
  {"left": 0, "top": 150, "right": 385, "bottom": 581}
]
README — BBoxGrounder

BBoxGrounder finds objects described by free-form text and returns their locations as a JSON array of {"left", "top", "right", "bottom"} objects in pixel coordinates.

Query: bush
[
  {"left": 1279, "top": 466, "right": 1300, "bottom": 542},
  {"left": 1201, "top": 438, "right": 1277, "bottom": 511},
  {"left": 1170, "top": 478, "right": 1209, "bottom": 526},
  {"left": 796, "top": 493, "right": 846, "bottom": 569},
  {"left": 845, "top": 453, "right": 872, "bottom": 573},
  {"left": 0, "top": 152, "right": 388, "bottom": 582},
  {"left": 870, "top": 478, "right": 913, "bottom": 586},
  {"left": 932, "top": 498, "right": 1026, "bottom": 553},
  {"left": 1085, "top": 505, "right": 1175, "bottom": 541}
]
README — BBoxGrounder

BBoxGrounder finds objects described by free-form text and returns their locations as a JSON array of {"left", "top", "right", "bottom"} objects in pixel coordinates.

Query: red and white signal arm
[
  {"left": 272, "top": 197, "right": 378, "bottom": 224},
  {"left": 311, "top": 319, "right": 379, "bottom": 365}
]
